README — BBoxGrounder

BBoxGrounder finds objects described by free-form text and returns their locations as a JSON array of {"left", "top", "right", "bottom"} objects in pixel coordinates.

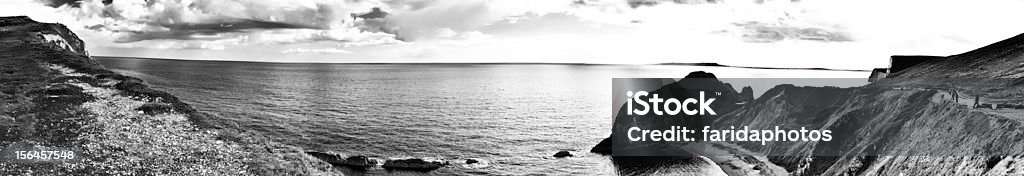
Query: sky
[{"left": 4, "top": 0, "right": 1024, "bottom": 69}]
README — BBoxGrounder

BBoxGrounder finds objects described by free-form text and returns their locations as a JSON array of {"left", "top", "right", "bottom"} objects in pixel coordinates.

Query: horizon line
[{"left": 92, "top": 56, "right": 872, "bottom": 72}]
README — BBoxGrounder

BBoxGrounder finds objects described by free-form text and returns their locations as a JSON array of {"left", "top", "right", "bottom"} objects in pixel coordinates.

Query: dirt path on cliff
[{"left": 683, "top": 143, "right": 788, "bottom": 176}]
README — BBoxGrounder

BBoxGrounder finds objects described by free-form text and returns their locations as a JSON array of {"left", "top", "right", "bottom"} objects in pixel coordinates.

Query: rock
[
  {"left": 590, "top": 137, "right": 612, "bottom": 155},
  {"left": 382, "top": 158, "right": 447, "bottom": 171},
  {"left": 304, "top": 152, "right": 378, "bottom": 168},
  {"left": 342, "top": 156, "right": 377, "bottom": 167},
  {"left": 594, "top": 72, "right": 744, "bottom": 157},
  {"left": 465, "top": 158, "right": 479, "bottom": 164},
  {"left": 676, "top": 71, "right": 745, "bottom": 113},
  {"left": 135, "top": 103, "right": 175, "bottom": 115},
  {"left": 684, "top": 71, "right": 717, "bottom": 78},
  {"left": 740, "top": 86, "right": 754, "bottom": 101},
  {"left": 305, "top": 151, "right": 344, "bottom": 165},
  {"left": 553, "top": 151, "right": 573, "bottom": 158}
]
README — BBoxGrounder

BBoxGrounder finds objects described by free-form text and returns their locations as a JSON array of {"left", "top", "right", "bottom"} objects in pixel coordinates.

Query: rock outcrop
[
  {"left": 382, "top": 158, "right": 448, "bottom": 171},
  {"left": 342, "top": 156, "right": 378, "bottom": 167},
  {"left": 591, "top": 71, "right": 749, "bottom": 155},
  {"left": 305, "top": 152, "right": 379, "bottom": 168},
  {"left": 739, "top": 86, "right": 754, "bottom": 102},
  {"left": 553, "top": 150, "right": 573, "bottom": 158}
]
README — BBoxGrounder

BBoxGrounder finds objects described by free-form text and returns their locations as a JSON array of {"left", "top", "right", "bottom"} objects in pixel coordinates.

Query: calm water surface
[{"left": 95, "top": 57, "right": 865, "bottom": 175}]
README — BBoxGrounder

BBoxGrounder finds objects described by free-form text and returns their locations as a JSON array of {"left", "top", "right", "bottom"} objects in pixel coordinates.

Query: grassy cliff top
[{"left": 0, "top": 16, "right": 337, "bottom": 175}]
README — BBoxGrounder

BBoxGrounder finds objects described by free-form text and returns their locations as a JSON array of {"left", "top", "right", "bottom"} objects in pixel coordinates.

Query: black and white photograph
[{"left": 2, "top": 0, "right": 1024, "bottom": 175}]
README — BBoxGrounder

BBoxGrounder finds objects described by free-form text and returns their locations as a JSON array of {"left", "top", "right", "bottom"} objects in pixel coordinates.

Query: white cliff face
[
  {"left": 38, "top": 33, "right": 75, "bottom": 53},
  {"left": 0, "top": 16, "right": 90, "bottom": 56}
]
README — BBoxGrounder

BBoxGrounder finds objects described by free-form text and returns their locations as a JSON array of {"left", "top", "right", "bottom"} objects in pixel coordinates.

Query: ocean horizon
[{"left": 93, "top": 57, "right": 868, "bottom": 175}]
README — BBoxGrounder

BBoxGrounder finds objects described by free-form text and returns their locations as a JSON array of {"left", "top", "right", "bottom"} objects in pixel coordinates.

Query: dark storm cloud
[{"left": 112, "top": 18, "right": 314, "bottom": 42}]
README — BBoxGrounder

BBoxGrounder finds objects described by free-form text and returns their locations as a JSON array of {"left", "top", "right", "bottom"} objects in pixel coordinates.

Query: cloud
[
  {"left": 4, "top": 0, "right": 1024, "bottom": 68},
  {"left": 797, "top": 0, "right": 1024, "bottom": 55},
  {"left": 282, "top": 48, "right": 352, "bottom": 54},
  {"left": 9, "top": 0, "right": 399, "bottom": 48},
  {"left": 385, "top": 0, "right": 499, "bottom": 40},
  {"left": 10, "top": 0, "right": 528, "bottom": 50}
]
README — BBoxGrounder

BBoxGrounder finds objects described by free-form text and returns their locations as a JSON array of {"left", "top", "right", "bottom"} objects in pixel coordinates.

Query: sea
[{"left": 94, "top": 57, "right": 868, "bottom": 175}]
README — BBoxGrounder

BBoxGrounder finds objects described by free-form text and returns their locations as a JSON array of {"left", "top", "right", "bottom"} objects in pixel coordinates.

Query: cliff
[
  {"left": 881, "top": 32, "right": 1024, "bottom": 104},
  {"left": 706, "top": 33, "right": 1024, "bottom": 175},
  {"left": 0, "top": 16, "right": 336, "bottom": 175},
  {"left": 592, "top": 32, "right": 1024, "bottom": 175},
  {"left": 712, "top": 83, "right": 1024, "bottom": 175},
  {"left": 889, "top": 33, "right": 1024, "bottom": 79},
  {"left": 0, "top": 16, "right": 89, "bottom": 56}
]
